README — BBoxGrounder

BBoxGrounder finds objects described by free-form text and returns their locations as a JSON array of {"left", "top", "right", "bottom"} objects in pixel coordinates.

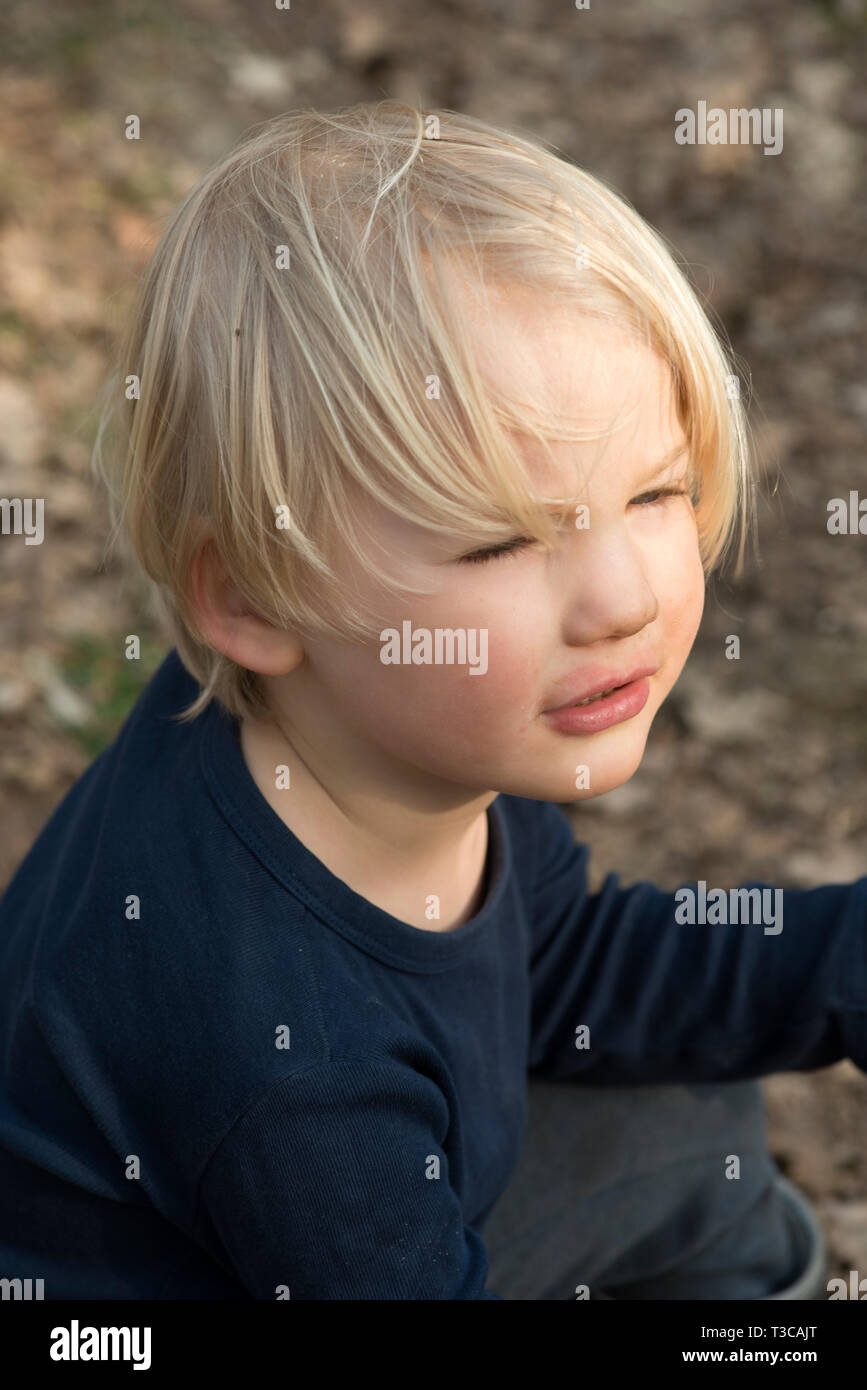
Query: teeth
[{"left": 576, "top": 686, "right": 616, "bottom": 707}]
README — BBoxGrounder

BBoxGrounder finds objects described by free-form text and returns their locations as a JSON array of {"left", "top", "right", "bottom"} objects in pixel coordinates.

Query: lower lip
[{"left": 541, "top": 677, "right": 651, "bottom": 734}]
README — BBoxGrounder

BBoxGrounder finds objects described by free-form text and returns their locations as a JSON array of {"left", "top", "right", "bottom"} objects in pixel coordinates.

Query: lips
[
  {"left": 573, "top": 685, "right": 618, "bottom": 707},
  {"left": 543, "top": 664, "right": 659, "bottom": 713},
  {"left": 541, "top": 675, "right": 654, "bottom": 734}
]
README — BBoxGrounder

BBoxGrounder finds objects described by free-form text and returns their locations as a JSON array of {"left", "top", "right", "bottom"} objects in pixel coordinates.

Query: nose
[{"left": 559, "top": 524, "right": 658, "bottom": 644}]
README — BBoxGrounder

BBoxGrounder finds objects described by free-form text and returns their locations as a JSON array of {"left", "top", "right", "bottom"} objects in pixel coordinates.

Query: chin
[{"left": 554, "top": 725, "right": 651, "bottom": 802}]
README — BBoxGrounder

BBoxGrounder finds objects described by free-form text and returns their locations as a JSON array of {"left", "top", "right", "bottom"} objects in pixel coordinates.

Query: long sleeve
[
  {"left": 527, "top": 800, "right": 867, "bottom": 1083},
  {"left": 193, "top": 1059, "right": 502, "bottom": 1300}
]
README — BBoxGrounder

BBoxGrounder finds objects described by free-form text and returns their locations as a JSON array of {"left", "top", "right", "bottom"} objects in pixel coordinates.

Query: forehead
[
  {"left": 454, "top": 276, "right": 685, "bottom": 490},
  {"left": 458, "top": 276, "right": 674, "bottom": 428}
]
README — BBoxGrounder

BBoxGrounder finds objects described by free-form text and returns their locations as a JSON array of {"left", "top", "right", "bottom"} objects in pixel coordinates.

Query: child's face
[{"left": 273, "top": 288, "right": 705, "bottom": 804}]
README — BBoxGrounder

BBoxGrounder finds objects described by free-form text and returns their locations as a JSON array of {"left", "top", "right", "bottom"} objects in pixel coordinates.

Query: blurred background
[{"left": 0, "top": 0, "right": 865, "bottom": 1281}]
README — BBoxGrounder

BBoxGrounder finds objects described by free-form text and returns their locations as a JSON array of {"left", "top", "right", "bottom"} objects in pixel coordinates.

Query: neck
[{"left": 239, "top": 711, "right": 494, "bottom": 930}]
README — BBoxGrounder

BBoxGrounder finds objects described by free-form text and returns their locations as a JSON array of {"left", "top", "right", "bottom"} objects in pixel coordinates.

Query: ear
[{"left": 189, "top": 537, "right": 305, "bottom": 677}]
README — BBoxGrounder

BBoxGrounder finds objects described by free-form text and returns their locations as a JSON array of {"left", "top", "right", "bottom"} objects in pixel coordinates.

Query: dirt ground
[{"left": 0, "top": 0, "right": 865, "bottom": 1286}]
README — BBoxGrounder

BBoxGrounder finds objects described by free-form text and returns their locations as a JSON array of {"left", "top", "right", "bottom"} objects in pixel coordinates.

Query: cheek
[
  {"left": 655, "top": 529, "right": 706, "bottom": 652},
  {"left": 323, "top": 585, "right": 547, "bottom": 746}
]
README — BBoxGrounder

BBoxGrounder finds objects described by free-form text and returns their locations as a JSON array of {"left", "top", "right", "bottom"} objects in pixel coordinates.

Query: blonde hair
[{"left": 92, "top": 100, "right": 754, "bottom": 723}]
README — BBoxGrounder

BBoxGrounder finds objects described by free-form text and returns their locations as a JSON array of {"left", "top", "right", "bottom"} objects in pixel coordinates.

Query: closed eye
[
  {"left": 456, "top": 486, "right": 691, "bottom": 563},
  {"left": 457, "top": 535, "right": 535, "bottom": 564},
  {"left": 631, "top": 485, "right": 690, "bottom": 508}
]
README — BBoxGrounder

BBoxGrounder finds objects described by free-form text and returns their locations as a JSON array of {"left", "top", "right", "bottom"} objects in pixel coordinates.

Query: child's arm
[
  {"left": 193, "top": 1058, "right": 502, "bottom": 1299},
  {"left": 527, "top": 800, "right": 866, "bottom": 1083}
]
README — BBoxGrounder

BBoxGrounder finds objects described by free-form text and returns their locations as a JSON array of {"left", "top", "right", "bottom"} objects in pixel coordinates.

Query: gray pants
[{"left": 482, "top": 1075, "right": 827, "bottom": 1300}]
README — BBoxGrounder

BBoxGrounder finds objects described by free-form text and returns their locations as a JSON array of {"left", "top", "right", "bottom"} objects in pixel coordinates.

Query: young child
[{"left": 1, "top": 102, "right": 863, "bottom": 1301}]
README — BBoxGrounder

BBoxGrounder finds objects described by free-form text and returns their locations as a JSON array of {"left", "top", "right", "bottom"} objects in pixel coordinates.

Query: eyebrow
[{"left": 530, "top": 446, "right": 692, "bottom": 513}]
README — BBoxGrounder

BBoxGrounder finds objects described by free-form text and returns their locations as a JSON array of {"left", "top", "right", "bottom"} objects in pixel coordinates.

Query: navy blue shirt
[{"left": 1, "top": 649, "right": 865, "bottom": 1299}]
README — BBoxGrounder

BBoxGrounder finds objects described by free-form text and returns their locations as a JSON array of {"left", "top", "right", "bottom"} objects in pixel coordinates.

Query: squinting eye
[
  {"left": 457, "top": 486, "right": 691, "bottom": 563},
  {"left": 631, "top": 486, "right": 690, "bottom": 508},
  {"left": 457, "top": 536, "right": 535, "bottom": 565}
]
